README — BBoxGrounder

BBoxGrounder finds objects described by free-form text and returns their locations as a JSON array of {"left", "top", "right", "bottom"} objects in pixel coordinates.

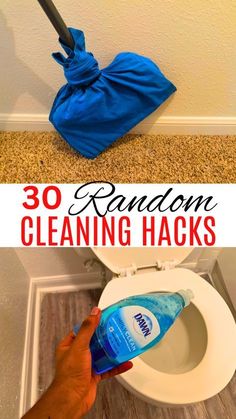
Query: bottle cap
[{"left": 177, "top": 289, "right": 194, "bottom": 307}]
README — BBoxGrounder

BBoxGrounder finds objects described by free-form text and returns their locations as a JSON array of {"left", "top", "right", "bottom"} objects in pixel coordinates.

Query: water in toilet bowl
[{"left": 74, "top": 289, "right": 194, "bottom": 374}]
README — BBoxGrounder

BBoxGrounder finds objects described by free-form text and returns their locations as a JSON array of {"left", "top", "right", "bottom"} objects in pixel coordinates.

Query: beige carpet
[{"left": 0, "top": 132, "right": 235, "bottom": 183}]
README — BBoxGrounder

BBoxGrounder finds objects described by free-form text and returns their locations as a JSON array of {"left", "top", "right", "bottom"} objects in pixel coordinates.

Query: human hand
[
  {"left": 22, "top": 307, "right": 133, "bottom": 419},
  {"left": 54, "top": 306, "right": 133, "bottom": 418}
]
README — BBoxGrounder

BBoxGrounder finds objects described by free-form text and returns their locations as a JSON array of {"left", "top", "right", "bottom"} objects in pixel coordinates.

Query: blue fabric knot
[
  {"left": 52, "top": 28, "right": 101, "bottom": 87},
  {"left": 50, "top": 27, "right": 177, "bottom": 159}
]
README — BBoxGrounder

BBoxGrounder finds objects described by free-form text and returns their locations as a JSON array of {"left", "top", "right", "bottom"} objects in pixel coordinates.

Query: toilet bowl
[{"left": 91, "top": 248, "right": 236, "bottom": 406}]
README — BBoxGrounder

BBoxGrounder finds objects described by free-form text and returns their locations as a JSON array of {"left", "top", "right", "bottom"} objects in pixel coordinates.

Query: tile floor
[{"left": 39, "top": 290, "right": 236, "bottom": 419}]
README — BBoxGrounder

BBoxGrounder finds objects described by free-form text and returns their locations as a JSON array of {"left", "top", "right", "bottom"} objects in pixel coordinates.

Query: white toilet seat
[
  {"left": 92, "top": 247, "right": 193, "bottom": 274},
  {"left": 99, "top": 268, "right": 236, "bottom": 406}
]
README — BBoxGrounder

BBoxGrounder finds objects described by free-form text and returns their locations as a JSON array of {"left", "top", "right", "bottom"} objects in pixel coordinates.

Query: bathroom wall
[
  {"left": 0, "top": 249, "right": 30, "bottom": 419},
  {"left": 0, "top": 0, "right": 235, "bottom": 132},
  {"left": 217, "top": 249, "right": 236, "bottom": 312},
  {"left": 15, "top": 248, "right": 95, "bottom": 278}
]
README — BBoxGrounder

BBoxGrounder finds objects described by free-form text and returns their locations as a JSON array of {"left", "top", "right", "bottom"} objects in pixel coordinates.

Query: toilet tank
[
  {"left": 212, "top": 249, "right": 236, "bottom": 318},
  {"left": 178, "top": 248, "right": 236, "bottom": 318},
  {"left": 177, "top": 248, "right": 222, "bottom": 275}
]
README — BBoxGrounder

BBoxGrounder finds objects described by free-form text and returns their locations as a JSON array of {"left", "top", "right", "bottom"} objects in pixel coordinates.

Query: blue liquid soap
[{"left": 73, "top": 289, "right": 194, "bottom": 374}]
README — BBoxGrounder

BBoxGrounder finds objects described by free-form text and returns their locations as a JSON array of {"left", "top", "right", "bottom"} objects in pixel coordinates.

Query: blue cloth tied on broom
[{"left": 50, "top": 28, "right": 176, "bottom": 159}]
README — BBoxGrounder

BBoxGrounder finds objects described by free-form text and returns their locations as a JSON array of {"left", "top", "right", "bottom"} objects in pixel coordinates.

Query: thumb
[{"left": 72, "top": 307, "right": 101, "bottom": 351}]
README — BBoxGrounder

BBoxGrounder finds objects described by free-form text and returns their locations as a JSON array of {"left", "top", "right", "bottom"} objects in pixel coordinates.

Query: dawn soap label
[{"left": 106, "top": 306, "right": 160, "bottom": 359}]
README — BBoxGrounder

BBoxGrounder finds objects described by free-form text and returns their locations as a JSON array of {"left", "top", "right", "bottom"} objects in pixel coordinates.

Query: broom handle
[{"left": 37, "top": 0, "right": 75, "bottom": 49}]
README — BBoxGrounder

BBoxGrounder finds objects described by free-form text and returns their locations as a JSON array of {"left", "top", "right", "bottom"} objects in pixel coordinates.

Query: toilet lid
[
  {"left": 99, "top": 268, "right": 236, "bottom": 405},
  {"left": 92, "top": 247, "right": 193, "bottom": 274}
]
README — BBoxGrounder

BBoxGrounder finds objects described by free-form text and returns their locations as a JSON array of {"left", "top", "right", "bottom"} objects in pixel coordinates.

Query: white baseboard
[
  {"left": 1, "top": 113, "right": 235, "bottom": 135},
  {"left": 19, "top": 273, "right": 103, "bottom": 418},
  {"left": 0, "top": 114, "right": 53, "bottom": 132},
  {"left": 134, "top": 116, "right": 236, "bottom": 135}
]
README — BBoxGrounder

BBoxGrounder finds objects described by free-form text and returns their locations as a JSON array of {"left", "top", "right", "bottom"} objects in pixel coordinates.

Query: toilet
[{"left": 91, "top": 247, "right": 236, "bottom": 407}]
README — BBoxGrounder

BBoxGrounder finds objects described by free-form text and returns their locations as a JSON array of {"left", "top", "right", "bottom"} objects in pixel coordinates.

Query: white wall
[
  {"left": 15, "top": 248, "right": 95, "bottom": 278},
  {"left": 0, "top": 249, "right": 30, "bottom": 419},
  {"left": 0, "top": 0, "right": 235, "bottom": 132},
  {"left": 217, "top": 249, "right": 236, "bottom": 312}
]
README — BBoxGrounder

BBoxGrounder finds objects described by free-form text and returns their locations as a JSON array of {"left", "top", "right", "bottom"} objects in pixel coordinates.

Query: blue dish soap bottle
[{"left": 74, "top": 289, "right": 194, "bottom": 374}]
